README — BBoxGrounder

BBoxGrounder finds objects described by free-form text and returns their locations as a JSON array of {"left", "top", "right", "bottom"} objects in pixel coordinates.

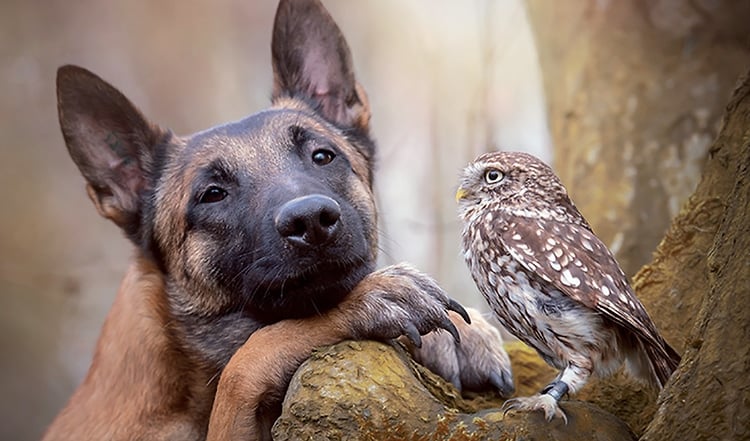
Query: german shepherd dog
[{"left": 44, "top": 1, "right": 513, "bottom": 439}]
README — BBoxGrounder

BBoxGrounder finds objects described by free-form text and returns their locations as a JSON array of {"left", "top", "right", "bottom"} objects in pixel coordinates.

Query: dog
[{"left": 43, "top": 1, "right": 513, "bottom": 439}]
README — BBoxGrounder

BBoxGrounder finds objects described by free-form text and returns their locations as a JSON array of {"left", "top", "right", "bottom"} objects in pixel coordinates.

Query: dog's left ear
[
  {"left": 271, "top": 0, "right": 370, "bottom": 133},
  {"left": 56, "top": 65, "right": 167, "bottom": 242}
]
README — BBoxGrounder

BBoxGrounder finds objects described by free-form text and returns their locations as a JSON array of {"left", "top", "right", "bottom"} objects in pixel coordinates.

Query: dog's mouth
[{"left": 244, "top": 258, "right": 373, "bottom": 321}]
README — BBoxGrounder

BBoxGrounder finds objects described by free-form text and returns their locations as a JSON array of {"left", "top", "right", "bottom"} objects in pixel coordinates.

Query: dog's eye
[
  {"left": 199, "top": 186, "right": 228, "bottom": 204},
  {"left": 484, "top": 169, "right": 504, "bottom": 184},
  {"left": 312, "top": 149, "right": 335, "bottom": 165}
]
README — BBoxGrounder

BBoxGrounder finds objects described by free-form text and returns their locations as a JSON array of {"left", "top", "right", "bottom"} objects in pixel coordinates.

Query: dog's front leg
[
  {"left": 206, "top": 317, "right": 350, "bottom": 441},
  {"left": 206, "top": 263, "right": 467, "bottom": 441}
]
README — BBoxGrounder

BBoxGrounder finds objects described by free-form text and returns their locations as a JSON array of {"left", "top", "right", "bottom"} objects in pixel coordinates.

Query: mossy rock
[{"left": 272, "top": 340, "right": 635, "bottom": 441}]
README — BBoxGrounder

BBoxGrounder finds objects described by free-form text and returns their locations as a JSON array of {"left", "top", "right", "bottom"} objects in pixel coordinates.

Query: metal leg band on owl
[{"left": 541, "top": 380, "right": 569, "bottom": 402}]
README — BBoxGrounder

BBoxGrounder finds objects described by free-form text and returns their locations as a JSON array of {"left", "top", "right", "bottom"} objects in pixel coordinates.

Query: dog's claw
[
  {"left": 448, "top": 299, "right": 471, "bottom": 324},
  {"left": 489, "top": 369, "right": 515, "bottom": 398},
  {"left": 440, "top": 316, "right": 461, "bottom": 343},
  {"left": 404, "top": 322, "right": 423, "bottom": 348}
]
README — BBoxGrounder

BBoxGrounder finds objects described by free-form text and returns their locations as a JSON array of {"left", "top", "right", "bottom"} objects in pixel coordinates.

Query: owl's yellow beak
[{"left": 455, "top": 187, "right": 468, "bottom": 202}]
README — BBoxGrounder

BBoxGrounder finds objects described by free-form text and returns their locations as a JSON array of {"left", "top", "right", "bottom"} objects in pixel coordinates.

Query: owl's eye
[{"left": 484, "top": 169, "right": 504, "bottom": 184}]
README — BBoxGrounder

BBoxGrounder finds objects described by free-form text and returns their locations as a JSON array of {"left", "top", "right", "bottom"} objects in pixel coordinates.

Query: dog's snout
[{"left": 275, "top": 195, "right": 341, "bottom": 247}]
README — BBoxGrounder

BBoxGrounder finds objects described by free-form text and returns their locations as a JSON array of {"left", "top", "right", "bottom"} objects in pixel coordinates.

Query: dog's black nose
[{"left": 275, "top": 195, "right": 341, "bottom": 247}]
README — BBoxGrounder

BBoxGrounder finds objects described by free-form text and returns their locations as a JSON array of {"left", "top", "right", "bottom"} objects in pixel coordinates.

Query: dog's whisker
[
  {"left": 234, "top": 263, "right": 285, "bottom": 314},
  {"left": 206, "top": 369, "right": 222, "bottom": 387}
]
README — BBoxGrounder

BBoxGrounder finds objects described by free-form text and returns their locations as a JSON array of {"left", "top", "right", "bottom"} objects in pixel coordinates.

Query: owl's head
[{"left": 456, "top": 151, "right": 572, "bottom": 221}]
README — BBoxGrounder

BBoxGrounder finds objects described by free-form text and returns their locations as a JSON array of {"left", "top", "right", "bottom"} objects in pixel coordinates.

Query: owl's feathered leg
[
  {"left": 501, "top": 363, "right": 590, "bottom": 423},
  {"left": 541, "top": 380, "right": 569, "bottom": 400}
]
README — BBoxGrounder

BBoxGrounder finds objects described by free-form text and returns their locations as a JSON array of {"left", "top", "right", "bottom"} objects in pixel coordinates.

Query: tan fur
[
  {"left": 45, "top": 2, "right": 512, "bottom": 440},
  {"left": 43, "top": 258, "right": 208, "bottom": 440}
]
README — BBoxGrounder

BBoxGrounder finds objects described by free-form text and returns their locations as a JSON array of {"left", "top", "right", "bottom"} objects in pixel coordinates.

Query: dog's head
[{"left": 56, "top": 0, "right": 378, "bottom": 322}]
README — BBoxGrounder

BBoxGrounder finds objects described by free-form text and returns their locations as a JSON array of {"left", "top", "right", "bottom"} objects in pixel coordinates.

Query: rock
[
  {"left": 570, "top": 68, "right": 750, "bottom": 440},
  {"left": 272, "top": 340, "right": 635, "bottom": 441},
  {"left": 638, "top": 70, "right": 750, "bottom": 441},
  {"left": 274, "top": 68, "right": 750, "bottom": 440}
]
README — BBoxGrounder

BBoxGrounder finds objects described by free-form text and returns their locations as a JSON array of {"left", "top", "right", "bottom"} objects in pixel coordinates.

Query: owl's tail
[
  {"left": 628, "top": 335, "right": 681, "bottom": 388},
  {"left": 645, "top": 336, "right": 681, "bottom": 388}
]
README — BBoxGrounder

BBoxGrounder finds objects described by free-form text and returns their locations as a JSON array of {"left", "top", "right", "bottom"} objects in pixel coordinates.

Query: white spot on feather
[
  {"left": 582, "top": 239, "right": 594, "bottom": 251},
  {"left": 560, "top": 269, "right": 581, "bottom": 287},
  {"left": 490, "top": 261, "right": 501, "bottom": 273},
  {"left": 488, "top": 272, "right": 498, "bottom": 287}
]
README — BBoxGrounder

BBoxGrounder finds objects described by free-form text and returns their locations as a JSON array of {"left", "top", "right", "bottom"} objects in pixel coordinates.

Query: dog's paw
[
  {"left": 343, "top": 262, "right": 469, "bottom": 347},
  {"left": 409, "top": 308, "right": 515, "bottom": 397}
]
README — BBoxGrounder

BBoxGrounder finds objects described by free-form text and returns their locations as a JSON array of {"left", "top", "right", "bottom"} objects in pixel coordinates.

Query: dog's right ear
[
  {"left": 271, "top": 0, "right": 371, "bottom": 134},
  {"left": 56, "top": 65, "right": 166, "bottom": 240}
]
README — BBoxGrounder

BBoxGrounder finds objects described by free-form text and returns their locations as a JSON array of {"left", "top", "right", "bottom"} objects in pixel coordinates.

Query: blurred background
[{"left": 1, "top": 0, "right": 746, "bottom": 439}]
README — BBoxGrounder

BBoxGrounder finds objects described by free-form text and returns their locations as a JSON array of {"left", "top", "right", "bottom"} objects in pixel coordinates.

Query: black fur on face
[
  {"left": 56, "top": 0, "right": 378, "bottom": 369},
  {"left": 154, "top": 109, "right": 377, "bottom": 323}
]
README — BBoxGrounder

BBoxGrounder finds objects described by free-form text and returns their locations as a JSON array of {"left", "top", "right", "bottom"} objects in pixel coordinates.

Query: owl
[{"left": 456, "top": 151, "right": 681, "bottom": 421}]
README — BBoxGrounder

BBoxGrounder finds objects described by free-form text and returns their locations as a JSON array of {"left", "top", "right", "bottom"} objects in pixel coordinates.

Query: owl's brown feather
[
  {"left": 496, "top": 215, "right": 679, "bottom": 386},
  {"left": 457, "top": 150, "right": 681, "bottom": 420}
]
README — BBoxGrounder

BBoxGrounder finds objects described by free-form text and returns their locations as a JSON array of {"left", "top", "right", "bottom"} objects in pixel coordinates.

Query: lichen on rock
[{"left": 273, "top": 340, "right": 635, "bottom": 441}]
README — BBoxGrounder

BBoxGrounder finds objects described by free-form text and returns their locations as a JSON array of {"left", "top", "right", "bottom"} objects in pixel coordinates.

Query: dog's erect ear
[
  {"left": 272, "top": 0, "right": 370, "bottom": 133},
  {"left": 56, "top": 65, "right": 166, "bottom": 240}
]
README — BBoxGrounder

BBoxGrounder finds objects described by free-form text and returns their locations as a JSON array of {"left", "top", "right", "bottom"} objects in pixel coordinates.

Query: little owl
[{"left": 456, "top": 151, "right": 680, "bottom": 421}]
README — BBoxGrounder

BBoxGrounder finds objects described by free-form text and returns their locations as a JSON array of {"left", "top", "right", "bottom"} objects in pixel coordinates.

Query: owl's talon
[
  {"left": 501, "top": 395, "right": 568, "bottom": 423},
  {"left": 500, "top": 399, "right": 515, "bottom": 416},
  {"left": 448, "top": 299, "right": 471, "bottom": 324}
]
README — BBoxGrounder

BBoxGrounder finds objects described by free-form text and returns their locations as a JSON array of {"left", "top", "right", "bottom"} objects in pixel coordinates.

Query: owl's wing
[{"left": 498, "top": 216, "right": 665, "bottom": 349}]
